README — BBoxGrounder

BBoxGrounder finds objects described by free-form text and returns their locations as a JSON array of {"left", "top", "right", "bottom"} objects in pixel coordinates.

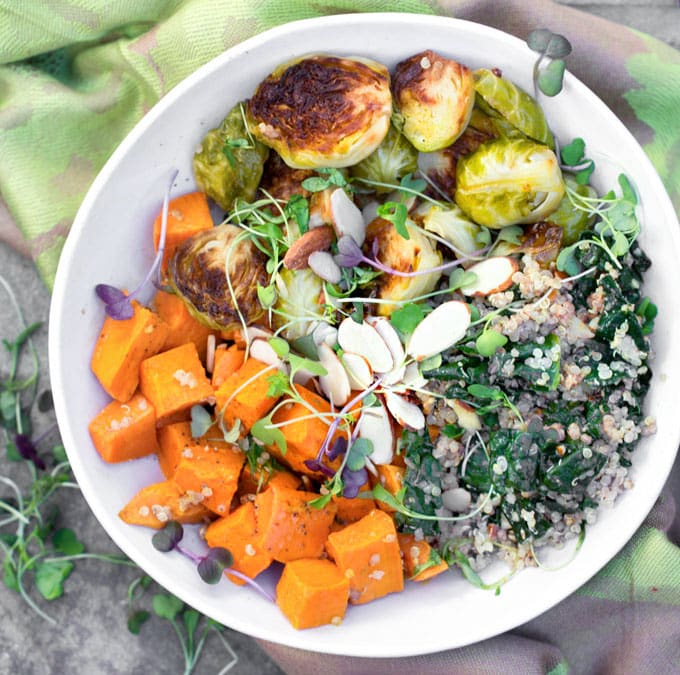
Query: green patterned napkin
[{"left": 1, "top": 1, "right": 679, "bottom": 672}]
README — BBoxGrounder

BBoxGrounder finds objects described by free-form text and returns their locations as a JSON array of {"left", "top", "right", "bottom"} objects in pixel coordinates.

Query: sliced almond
[
  {"left": 205, "top": 334, "right": 217, "bottom": 374},
  {"left": 367, "top": 317, "right": 406, "bottom": 385},
  {"left": 362, "top": 200, "right": 380, "bottom": 226},
  {"left": 342, "top": 352, "right": 374, "bottom": 390},
  {"left": 406, "top": 300, "right": 471, "bottom": 361},
  {"left": 245, "top": 326, "right": 273, "bottom": 342},
  {"left": 250, "top": 338, "right": 287, "bottom": 372},
  {"left": 337, "top": 317, "right": 394, "bottom": 373},
  {"left": 450, "top": 398, "right": 481, "bottom": 431},
  {"left": 460, "top": 256, "right": 519, "bottom": 296},
  {"left": 401, "top": 362, "right": 427, "bottom": 390},
  {"left": 308, "top": 250, "right": 342, "bottom": 284},
  {"left": 292, "top": 367, "right": 316, "bottom": 388},
  {"left": 311, "top": 321, "right": 338, "bottom": 348},
  {"left": 318, "top": 342, "right": 351, "bottom": 407},
  {"left": 359, "top": 403, "right": 394, "bottom": 465},
  {"left": 283, "top": 225, "right": 335, "bottom": 270},
  {"left": 330, "top": 188, "right": 366, "bottom": 246},
  {"left": 385, "top": 391, "right": 425, "bottom": 431}
]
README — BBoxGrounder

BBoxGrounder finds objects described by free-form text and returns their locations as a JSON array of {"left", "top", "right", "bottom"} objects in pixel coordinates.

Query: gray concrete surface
[{"left": 0, "top": 2, "right": 677, "bottom": 674}]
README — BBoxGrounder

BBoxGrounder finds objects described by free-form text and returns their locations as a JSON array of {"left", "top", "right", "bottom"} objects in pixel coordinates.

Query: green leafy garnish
[
  {"left": 377, "top": 201, "right": 410, "bottom": 239},
  {"left": 475, "top": 328, "right": 508, "bottom": 357},
  {"left": 560, "top": 137, "right": 595, "bottom": 185},
  {"left": 527, "top": 28, "right": 572, "bottom": 97},
  {"left": 390, "top": 302, "right": 425, "bottom": 338},
  {"left": 301, "top": 168, "right": 348, "bottom": 192}
]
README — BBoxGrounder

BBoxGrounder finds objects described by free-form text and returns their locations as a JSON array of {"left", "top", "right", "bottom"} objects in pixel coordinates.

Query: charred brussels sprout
[
  {"left": 169, "top": 223, "right": 268, "bottom": 331},
  {"left": 193, "top": 104, "right": 269, "bottom": 212},
  {"left": 273, "top": 268, "right": 325, "bottom": 341},
  {"left": 473, "top": 69, "right": 554, "bottom": 149},
  {"left": 455, "top": 138, "right": 564, "bottom": 229},
  {"left": 247, "top": 54, "right": 392, "bottom": 169},
  {"left": 350, "top": 123, "right": 418, "bottom": 190},
  {"left": 392, "top": 50, "right": 475, "bottom": 153},
  {"left": 418, "top": 203, "right": 483, "bottom": 258}
]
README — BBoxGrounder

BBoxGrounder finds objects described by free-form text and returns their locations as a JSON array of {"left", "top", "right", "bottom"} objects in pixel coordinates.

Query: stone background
[{"left": 0, "top": 2, "right": 677, "bottom": 673}]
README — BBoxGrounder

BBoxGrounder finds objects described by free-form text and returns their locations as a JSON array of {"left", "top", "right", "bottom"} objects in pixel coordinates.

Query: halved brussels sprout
[
  {"left": 258, "top": 152, "right": 313, "bottom": 202},
  {"left": 416, "top": 122, "right": 495, "bottom": 200},
  {"left": 193, "top": 103, "right": 269, "bottom": 212},
  {"left": 247, "top": 54, "right": 392, "bottom": 169},
  {"left": 350, "top": 123, "right": 418, "bottom": 190},
  {"left": 365, "top": 217, "right": 442, "bottom": 316},
  {"left": 273, "top": 268, "right": 325, "bottom": 341},
  {"left": 548, "top": 174, "right": 598, "bottom": 244},
  {"left": 392, "top": 50, "right": 475, "bottom": 153},
  {"left": 455, "top": 138, "right": 565, "bottom": 229},
  {"left": 418, "top": 203, "right": 483, "bottom": 258},
  {"left": 169, "top": 223, "right": 268, "bottom": 331},
  {"left": 473, "top": 69, "right": 554, "bottom": 149}
]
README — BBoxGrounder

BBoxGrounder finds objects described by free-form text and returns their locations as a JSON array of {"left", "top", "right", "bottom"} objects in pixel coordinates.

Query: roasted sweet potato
[
  {"left": 254, "top": 486, "right": 336, "bottom": 563},
  {"left": 398, "top": 533, "right": 449, "bottom": 582},
  {"left": 326, "top": 509, "right": 403, "bottom": 604},
  {"left": 88, "top": 392, "right": 159, "bottom": 463},
  {"left": 139, "top": 342, "right": 214, "bottom": 426},
  {"left": 214, "top": 357, "right": 280, "bottom": 432},
  {"left": 173, "top": 443, "right": 245, "bottom": 516},
  {"left": 153, "top": 191, "right": 214, "bottom": 276},
  {"left": 333, "top": 483, "right": 375, "bottom": 526},
  {"left": 154, "top": 290, "right": 216, "bottom": 362},
  {"left": 204, "top": 501, "right": 272, "bottom": 585},
  {"left": 372, "top": 464, "right": 405, "bottom": 514},
  {"left": 118, "top": 480, "right": 209, "bottom": 529},
  {"left": 276, "top": 558, "right": 350, "bottom": 629},
  {"left": 91, "top": 302, "right": 169, "bottom": 402},
  {"left": 238, "top": 462, "right": 301, "bottom": 496}
]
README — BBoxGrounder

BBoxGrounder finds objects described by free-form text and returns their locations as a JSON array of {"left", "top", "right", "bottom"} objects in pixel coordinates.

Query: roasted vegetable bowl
[{"left": 49, "top": 14, "right": 680, "bottom": 657}]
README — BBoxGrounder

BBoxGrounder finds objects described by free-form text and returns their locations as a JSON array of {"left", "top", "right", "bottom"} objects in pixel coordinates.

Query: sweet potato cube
[
  {"left": 211, "top": 344, "right": 245, "bottom": 388},
  {"left": 154, "top": 290, "right": 216, "bottom": 362},
  {"left": 88, "top": 392, "right": 159, "bottom": 463},
  {"left": 398, "top": 533, "right": 449, "bottom": 582},
  {"left": 214, "top": 358, "right": 279, "bottom": 432},
  {"left": 153, "top": 191, "right": 214, "bottom": 275},
  {"left": 326, "top": 509, "right": 403, "bottom": 605},
  {"left": 91, "top": 302, "right": 169, "bottom": 402},
  {"left": 118, "top": 480, "right": 209, "bottom": 529},
  {"left": 238, "top": 463, "right": 301, "bottom": 496},
  {"left": 157, "top": 421, "right": 194, "bottom": 478},
  {"left": 139, "top": 342, "right": 214, "bottom": 426},
  {"left": 333, "top": 483, "right": 375, "bottom": 525},
  {"left": 254, "top": 486, "right": 337, "bottom": 563},
  {"left": 372, "top": 464, "right": 405, "bottom": 514},
  {"left": 276, "top": 558, "right": 350, "bottom": 630},
  {"left": 269, "top": 385, "right": 345, "bottom": 478},
  {"left": 173, "top": 443, "right": 245, "bottom": 516},
  {"left": 205, "top": 501, "right": 272, "bottom": 585}
]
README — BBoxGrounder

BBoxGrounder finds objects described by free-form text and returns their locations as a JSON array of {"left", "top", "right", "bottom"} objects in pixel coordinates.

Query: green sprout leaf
[
  {"left": 527, "top": 29, "right": 572, "bottom": 58},
  {"left": 346, "top": 438, "right": 373, "bottom": 472},
  {"left": 152, "top": 593, "right": 184, "bottom": 621},
  {"left": 265, "top": 371, "right": 290, "bottom": 398},
  {"left": 251, "top": 416, "right": 287, "bottom": 454},
  {"left": 198, "top": 548, "right": 234, "bottom": 585},
  {"left": 127, "top": 610, "right": 151, "bottom": 635},
  {"left": 34, "top": 560, "right": 74, "bottom": 601},
  {"left": 496, "top": 226, "right": 523, "bottom": 245},
  {"left": 152, "top": 520, "right": 184, "bottom": 553},
  {"left": 190, "top": 405, "right": 213, "bottom": 438},
  {"left": 561, "top": 138, "right": 586, "bottom": 166},
  {"left": 476, "top": 329, "right": 508, "bottom": 357},
  {"left": 537, "top": 58, "right": 566, "bottom": 97},
  {"left": 267, "top": 337, "right": 289, "bottom": 359},
  {"left": 257, "top": 284, "right": 277, "bottom": 309},
  {"left": 636, "top": 296, "right": 658, "bottom": 335},
  {"left": 52, "top": 528, "right": 84, "bottom": 556},
  {"left": 288, "top": 353, "right": 327, "bottom": 379},
  {"left": 449, "top": 268, "right": 478, "bottom": 292},
  {"left": 390, "top": 302, "right": 424, "bottom": 338},
  {"left": 301, "top": 168, "right": 347, "bottom": 192},
  {"left": 377, "top": 201, "right": 410, "bottom": 239},
  {"left": 285, "top": 194, "right": 310, "bottom": 234}
]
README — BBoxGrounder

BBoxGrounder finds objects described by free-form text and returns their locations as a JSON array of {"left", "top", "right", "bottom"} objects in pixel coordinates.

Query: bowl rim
[{"left": 49, "top": 11, "right": 680, "bottom": 657}]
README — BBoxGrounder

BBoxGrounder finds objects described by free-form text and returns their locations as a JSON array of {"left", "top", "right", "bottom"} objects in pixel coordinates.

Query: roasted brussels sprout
[
  {"left": 169, "top": 223, "right": 268, "bottom": 331},
  {"left": 259, "top": 152, "right": 313, "bottom": 203},
  {"left": 273, "top": 268, "right": 325, "bottom": 341},
  {"left": 392, "top": 50, "right": 475, "bottom": 153},
  {"left": 548, "top": 174, "right": 598, "bottom": 244},
  {"left": 365, "top": 217, "right": 442, "bottom": 316},
  {"left": 455, "top": 138, "right": 565, "bottom": 229},
  {"left": 417, "top": 122, "right": 495, "bottom": 200},
  {"left": 193, "top": 103, "right": 269, "bottom": 212},
  {"left": 418, "top": 203, "right": 483, "bottom": 258},
  {"left": 350, "top": 123, "right": 418, "bottom": 190},
  {"left": 473, "top": 68, "right": 554, "bottom": 149},
  {"left": 247, "top": 54, "right": 392, "bottom": 169}
]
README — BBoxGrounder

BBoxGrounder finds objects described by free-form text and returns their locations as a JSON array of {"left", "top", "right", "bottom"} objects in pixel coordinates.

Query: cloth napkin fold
[{"left": 1, "top": 1, "right": 679, "bottom": 673}]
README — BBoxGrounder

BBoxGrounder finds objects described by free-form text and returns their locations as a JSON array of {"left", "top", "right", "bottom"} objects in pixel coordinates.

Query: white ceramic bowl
[{"left": 49, "top": 13, "right": 680, "bottom": 657}]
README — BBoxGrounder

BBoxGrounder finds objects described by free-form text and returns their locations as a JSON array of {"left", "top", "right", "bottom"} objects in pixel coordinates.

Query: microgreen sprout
[
  {"left": 301, "top": 168, "right": 349, "bottom": 193},
  {"left": 526, "top": 28, "right": 572, "bottom": 97},
  {"left": 95, "top": 169, "right": 179, "bottom": 320},
  {"left": 560, "top": 137, "right": 595, "bottom": 184}
]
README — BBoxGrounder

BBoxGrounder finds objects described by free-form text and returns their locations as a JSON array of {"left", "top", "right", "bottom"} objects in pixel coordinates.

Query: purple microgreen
[
  {"left": 341, "top": 467, "right": 369, "bottom": 499},
  {"left": 326, "top": 436, "right": 347, "bottom": 461},
  {"left": 222, "top": 568, "right": 275, "bottom": 603},
  {"left": 95, "top": 169, "right": 178, "bottom": 320},
  {"left": 303, "top": 458, "right": 335, "bottom": 477},
  {"left": 14, "top": 433, "right": 46, "bottom": 470},
  {"left": 151, "top": 520, "right": 184, "bottom": 552},
  {"left": 197, "top": 547, "right": 234, "bottom": 584},
  {"left": 334, "top": 235, "right": 365, "bottom": 268}
]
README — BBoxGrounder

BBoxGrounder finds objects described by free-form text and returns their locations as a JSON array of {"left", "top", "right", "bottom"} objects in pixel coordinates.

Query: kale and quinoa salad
[{"left": 94, "top": 29, "right": 658, "bottom": 618}]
